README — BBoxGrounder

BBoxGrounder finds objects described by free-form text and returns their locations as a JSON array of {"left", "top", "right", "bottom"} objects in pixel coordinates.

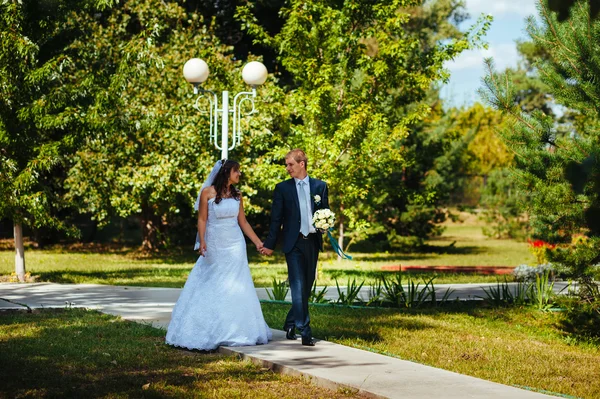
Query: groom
[{"left": 261, "top": 149, "right": 329, "bottom": 346}]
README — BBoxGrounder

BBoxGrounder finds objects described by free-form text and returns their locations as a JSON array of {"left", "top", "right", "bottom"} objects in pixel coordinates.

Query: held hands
[
  {"left": 255, "top": 242, "right": 263, "bottom": 253},
  {"left": 260, "top": 245, "right": 273, "bottom": 256},
  {"left": 258, "top": 241, "right": 273, "bottom": 256}
]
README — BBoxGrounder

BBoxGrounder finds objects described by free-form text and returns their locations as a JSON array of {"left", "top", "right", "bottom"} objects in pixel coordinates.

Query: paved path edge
[{"left": 218, "top": 344, "right": 387, "bottom": 399}]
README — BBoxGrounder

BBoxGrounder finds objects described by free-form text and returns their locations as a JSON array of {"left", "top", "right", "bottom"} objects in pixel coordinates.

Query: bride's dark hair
[{"left": 212, "top": 159, "right": 241, "bottom": 204}]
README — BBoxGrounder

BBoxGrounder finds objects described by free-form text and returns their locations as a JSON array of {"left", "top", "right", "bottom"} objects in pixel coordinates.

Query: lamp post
[{"left": 183, "top": 58, "right": 268, "bottom": 160}]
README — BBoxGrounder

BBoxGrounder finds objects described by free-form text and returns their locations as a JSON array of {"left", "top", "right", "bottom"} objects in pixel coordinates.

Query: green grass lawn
[
  {"left": 0, "top": 224, "right": 535, "bottom": 287},
  {"left": 260, "top": 302, "right": 600, "bottom": 399},
  {"left": 0, "top": 308, "right": 360, "bottom": 398}
]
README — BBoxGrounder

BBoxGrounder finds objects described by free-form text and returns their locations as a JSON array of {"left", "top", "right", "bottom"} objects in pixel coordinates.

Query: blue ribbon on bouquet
[{"left": 326, "top": 230, "right": 353, "bottom": 260}]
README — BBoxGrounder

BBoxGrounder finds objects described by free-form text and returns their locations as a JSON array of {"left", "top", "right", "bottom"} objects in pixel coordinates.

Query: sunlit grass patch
[
  {"left": 260, "top": 302, "right": 600, "bottom": 399},
  {"left": 0, "top": 308, "right": 360, "bottom": 398},
  {"left": 0, "top": 224, "right": 534, "bottom": 287}
]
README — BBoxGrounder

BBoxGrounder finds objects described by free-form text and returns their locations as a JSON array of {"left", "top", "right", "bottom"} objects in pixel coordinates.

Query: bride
[{"left": 166, "top": 159, "right": 272, "bottom": 350}]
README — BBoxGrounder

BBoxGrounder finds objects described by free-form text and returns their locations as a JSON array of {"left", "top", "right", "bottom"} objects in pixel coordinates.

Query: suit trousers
[{"left": 284, "top": 233, "right": 319, "bottom": 338}]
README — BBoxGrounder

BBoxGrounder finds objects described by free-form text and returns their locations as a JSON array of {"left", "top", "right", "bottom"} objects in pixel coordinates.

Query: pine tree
[{"left": 479, "top": 0, "right": 600, "bottom": 279}]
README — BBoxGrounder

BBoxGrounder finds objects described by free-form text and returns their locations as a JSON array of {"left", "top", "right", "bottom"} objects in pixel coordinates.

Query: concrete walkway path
[{"left": 0, "top": 282, "right": 558, "bottom": 398}]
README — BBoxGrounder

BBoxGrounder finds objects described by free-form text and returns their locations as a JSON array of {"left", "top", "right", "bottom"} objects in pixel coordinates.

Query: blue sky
[{"left": 440, "top": 0, "right": 538, "bottom": 108}]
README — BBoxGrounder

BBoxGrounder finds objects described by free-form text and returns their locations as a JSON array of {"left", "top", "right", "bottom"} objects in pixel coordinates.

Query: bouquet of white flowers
[
  {"left": 311, "top": 208, "right": 351, "bottom": 260},
  {"left": 312, "top": 208, "right": 335, "bottom": 231}
]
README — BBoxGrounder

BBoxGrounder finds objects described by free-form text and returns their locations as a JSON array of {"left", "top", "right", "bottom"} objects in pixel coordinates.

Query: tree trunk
[
  {"left": 140, "top": 203, "right": 166, "bottom": 251},
  {"left": 141, "top": 215, "right": 158, "bottom": 251},
  {"left": 14, "top": 222, "right": 25, "bottom": 282},
  {"left": 337, "top": 204, "right": 344, "bottom": 262}
]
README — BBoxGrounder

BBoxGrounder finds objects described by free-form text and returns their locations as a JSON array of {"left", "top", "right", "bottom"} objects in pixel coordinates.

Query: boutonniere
[{"left": 313, "top": 195, "right": 321, "bottom": 205}]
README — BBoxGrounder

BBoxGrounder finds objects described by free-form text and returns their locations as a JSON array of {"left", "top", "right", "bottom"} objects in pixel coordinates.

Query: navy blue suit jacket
[{"left": 264, "top": 177, "right": 329, "bottom": 254}]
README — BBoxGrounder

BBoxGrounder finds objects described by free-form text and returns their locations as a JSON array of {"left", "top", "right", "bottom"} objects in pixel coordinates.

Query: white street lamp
[{"left": 183, "top": 58, "right": 268, "bottom": 160}]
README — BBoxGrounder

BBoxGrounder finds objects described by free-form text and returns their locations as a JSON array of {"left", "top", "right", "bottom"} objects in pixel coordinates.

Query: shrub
[{"left": 560, "top": 298, "right": 600, "bottom": 341}]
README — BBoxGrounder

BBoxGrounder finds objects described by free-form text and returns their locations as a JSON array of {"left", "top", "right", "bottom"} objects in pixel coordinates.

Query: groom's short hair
[{"left": 286, "top": 149, "right": 308, "bottom": 168}]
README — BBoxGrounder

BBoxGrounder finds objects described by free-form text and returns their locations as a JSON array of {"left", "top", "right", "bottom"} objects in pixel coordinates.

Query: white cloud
[
  {"left": 465, "top": 0, "right": 537, "bottom": 18},
  {"left": 445, "top": 43, "right": 519, "bottom": 72}
]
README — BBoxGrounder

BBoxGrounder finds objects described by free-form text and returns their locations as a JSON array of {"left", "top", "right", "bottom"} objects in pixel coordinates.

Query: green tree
[
  {"left": 462, "top": 39, "right": 553, "bottom": 239},
  {"left": 64, "top": 0, "right": 214, "bottom": 251},
  {"left": 437, "top": 103, "right": 526, "bottom": 239},
  {"left": 369, "top": 100, "right": 511, "bottom": 247},
  {"left": 509, "top": 40, "right": 554, "bottom": 116},
  {"left": 0, "top": 0, "right": 115, "bottom": 280},
  {"left": 480, "top": 0, "right": 600, "bottom": 278},
  {"left": 479, "top": 168, "right": 529, "bottom": 239},
  {"left": 239, "top": 0, "right": 492, "bottom": 250},
  {"left": 547, "top": 0, "right": 599, "bottom": 21},
  {"left": 64, "top": 0, "right": 284, "bottom": 250}
]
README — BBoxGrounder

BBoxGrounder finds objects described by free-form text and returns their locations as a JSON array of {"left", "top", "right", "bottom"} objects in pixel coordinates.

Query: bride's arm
[
  {"left": 197, "top": 188, "right": 213, "bottom": 255},
  {"left": 237, "top": 194, "right": 263, "bottom": 251}
]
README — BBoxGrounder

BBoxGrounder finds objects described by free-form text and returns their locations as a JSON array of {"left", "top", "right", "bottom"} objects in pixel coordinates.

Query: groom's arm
[{"left": 263, "top": 184, "right": 284, "bottom": 250}]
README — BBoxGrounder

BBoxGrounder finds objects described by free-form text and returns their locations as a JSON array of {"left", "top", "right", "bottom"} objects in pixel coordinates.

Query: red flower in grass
[
  {"left": 527, "top": 239, "right": 556, "bottom": 264},
  {"left": 527, "top": 239, "right": 556, "bottom": 249}
]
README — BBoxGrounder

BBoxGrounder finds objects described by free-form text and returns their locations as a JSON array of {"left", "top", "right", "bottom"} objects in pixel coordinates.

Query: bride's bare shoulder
[{"left": 201, "top": 186, "right": 217, "bottom": 201}]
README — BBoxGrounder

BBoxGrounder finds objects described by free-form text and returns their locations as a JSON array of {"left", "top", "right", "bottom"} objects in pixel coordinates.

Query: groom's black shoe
[
  {"left": 285, "top": 327, "right": 297, "bottom": 340},
  {"left": 301, "top": 337, "right": 316, "bottom": 346}
]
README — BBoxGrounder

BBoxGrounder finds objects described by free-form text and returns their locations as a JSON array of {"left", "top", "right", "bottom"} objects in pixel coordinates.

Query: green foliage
[
  {"left": 434, "top": 286, "right": 456, "bottom": 306},
  {"left": 453, "top": 103, "right": 513, "bottom": 176},
  {"left": 480, "top": 279, "right": 531, "bottom": 306},
  {"left": 373, "top": 100, "right": 513, "bottom": 247},
  {"left": 547, "top": 0, "right": 600, "bottom": 21},
  {"left": 309, "top": 283, "right": 329, "bottom": 304},
  {"left": 549, "top": 238, "right": 600, "bottom": 279},
  {"left": 561, "top": 297, "right": 600, "bottom": 341},
  {"left": 0, "top": 0, "right": 497, "bottom": 253},
  {"left": 530, "top": 270, "right": 556, "bottom": 311},
  {"left": 61, "top": 0, "right": 284, "bottom": 250},
  {"left": 334, "top": 277, "right": 364, "bottom": 306},
  {"left": 558, "top": 271, "right": 600, "bottom": 341},
  {"left": 439, "top": 103, "right": 525, "bottom": 237},
  {"left": 480, "top": 0, "right": 600, "bottom": 278},
  {"left": 479, "top": 280, "right": 510, "bottom": 305},
  {"left": 266, "top": 277, "right": 289, "bottom": 301},
  {"left": 480, "top": 168, "right": 529, "bottom": 239},
  {"left": 366, "top": 279, "right": 384, "bottom": 307},
  {"left": 0, "top": 0, "right": 108, "bottom": 236},
  {"left": 375, "top": 105, "right": 472, "bottom": 247},
  {"left": 378, "top": 272, "right": 435, "bottom": 308},
  {"left": 63, "top": 2, "right": 215, "bottom": 249},
  {"left": 478, "top": 277, "right": 555, "bottom": 309},
  {"left": 239, "top": 0, "right": 492, "bottom": 248}
]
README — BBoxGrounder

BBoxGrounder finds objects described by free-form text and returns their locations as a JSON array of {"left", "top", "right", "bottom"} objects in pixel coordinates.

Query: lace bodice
[
  {"left": 208, "top": 197, "right": 239, "bottom": 224},
  {"left": 204, "top": 198, "right": 243, "bottom": 253}
]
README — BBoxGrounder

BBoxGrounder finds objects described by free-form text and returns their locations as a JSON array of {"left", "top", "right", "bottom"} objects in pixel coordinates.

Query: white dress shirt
[{"left": 294, "top": 175, "right": 316, "bottom": 234}]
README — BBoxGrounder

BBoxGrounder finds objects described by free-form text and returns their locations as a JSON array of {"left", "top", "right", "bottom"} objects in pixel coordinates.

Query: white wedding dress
[{"left": 166, "top": 197, "right": 272, "bottom": 350}]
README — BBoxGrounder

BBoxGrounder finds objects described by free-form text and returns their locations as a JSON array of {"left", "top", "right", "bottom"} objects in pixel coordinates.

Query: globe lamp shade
[
  {"left": 183, "top": 58, "right": 209, "bottom": 84},
  {"left": 242, "top": 61, "right": 268, "bottom": 86}
]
